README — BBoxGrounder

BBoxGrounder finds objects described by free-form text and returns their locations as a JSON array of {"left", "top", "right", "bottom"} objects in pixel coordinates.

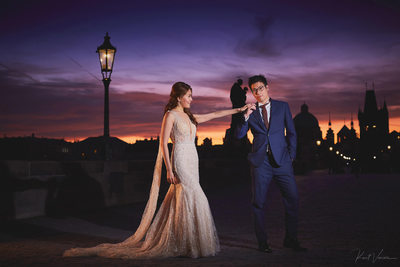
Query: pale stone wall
[
  {"left": 2, "top": 158, "right": 248, "bottom": 220},
  {"left": 3, "top": 160, "right": 154, "bottom": 219}
]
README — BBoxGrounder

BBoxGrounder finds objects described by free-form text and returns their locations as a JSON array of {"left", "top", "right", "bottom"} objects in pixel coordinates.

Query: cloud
[
  {"left": 0, "top": 68, "right": 232, "bottom": 140},
  {"left": 234, "top": 16, "right": 280, "bottom": 58},
  {"left": 268, "top": 63, "right": 400, "bottom": 124}
]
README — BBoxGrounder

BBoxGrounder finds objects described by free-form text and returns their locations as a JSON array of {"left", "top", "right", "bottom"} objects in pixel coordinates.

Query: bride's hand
[
  {"left": 239, "top": 103, "right": 254, "bottom": 112},
  {"left": 167, "top": 169, "right": 179, "bottom": 184},
  {"left": 244, "top": 103, "right": 256, "bottom": 117}
]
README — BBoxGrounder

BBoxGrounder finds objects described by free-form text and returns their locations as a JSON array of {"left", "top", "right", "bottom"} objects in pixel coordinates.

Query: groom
[{"left": 235, "top": 75, "right": 307, "bottom": 253}]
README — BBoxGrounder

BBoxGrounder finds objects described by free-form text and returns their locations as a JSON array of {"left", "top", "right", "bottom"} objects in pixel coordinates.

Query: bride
[{"left": 63, "top": 81, "right": 250, "bottom": 259}]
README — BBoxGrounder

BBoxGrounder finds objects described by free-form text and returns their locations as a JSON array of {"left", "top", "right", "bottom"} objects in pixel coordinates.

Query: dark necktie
[{"left": 261, "top": 103, "right": 269, "bottom": 129}]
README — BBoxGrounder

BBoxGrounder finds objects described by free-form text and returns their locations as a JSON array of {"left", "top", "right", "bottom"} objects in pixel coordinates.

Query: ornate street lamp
[
  {"left": 97, "top": 32, "right": 116, "bottom": 137},
  {"left": 97, "top": 32, "right": 116, "bottom": 160}
]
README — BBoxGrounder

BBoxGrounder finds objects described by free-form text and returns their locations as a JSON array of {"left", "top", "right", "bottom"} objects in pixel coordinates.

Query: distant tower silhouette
[
  {"left": 337, "top": 116, "right": 356, "bottom": 143},
  {"left": 337, "top": 125, "right": 350, "bottom": 144},
  {"left": 349, "top": 113, "right": 356, "bottom": 139},
  {"left": 326, "top": 112, "right": 334, "bottom": 146},
  {"left": 358, "top": 82, "right": 389, "bottom": 170},
  {"left": 358, "top": 84, "right": 389, "bottom": 140}
]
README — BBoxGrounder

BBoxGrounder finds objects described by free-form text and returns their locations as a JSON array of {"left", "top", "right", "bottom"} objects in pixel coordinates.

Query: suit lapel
[
  {"left": 253, "top": 102, "right": 268, "bottom": 132},
  {"left": 269, "top": 99, "right": 277, "bottom": 131}
]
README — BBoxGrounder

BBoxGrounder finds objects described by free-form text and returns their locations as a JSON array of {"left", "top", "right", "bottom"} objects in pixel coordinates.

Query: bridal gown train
[{"left": 63, "top": 110, "right": 220, "bottom": 259}]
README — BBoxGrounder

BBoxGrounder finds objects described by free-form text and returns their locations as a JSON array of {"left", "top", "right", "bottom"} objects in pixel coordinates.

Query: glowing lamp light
[
  {"left": 373, "top": 156, "right": 377, "bottom": 159},
  {"left": 387, "top": 145, "right": 391, "bottom": 150},
  {"left": 316, "top": 140, "right": 321, "bottom": 146},
  {"left": 96, "top": 32, "right": 116, "bottom": 80},
  {"left": 336, "top": 151, "right": 339, "bottom": 154},
  {"left": 329, "top": 146, "right": 333, "bottom": 151}
]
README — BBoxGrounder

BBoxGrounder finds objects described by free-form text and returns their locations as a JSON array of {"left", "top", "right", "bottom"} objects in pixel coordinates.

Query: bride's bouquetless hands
[{"left": 167, "top": 169, "right": 179, "bottom": 184}]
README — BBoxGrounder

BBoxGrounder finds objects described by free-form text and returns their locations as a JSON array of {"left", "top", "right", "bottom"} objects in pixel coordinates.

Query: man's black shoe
[
  {"left": 258, "top": 243, "right": 273, "bottom": 253},
  {"left": 283, "top": 237, "right": 308, "bottom": 252}
]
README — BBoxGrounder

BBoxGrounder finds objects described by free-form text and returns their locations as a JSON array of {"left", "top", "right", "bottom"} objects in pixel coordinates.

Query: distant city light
[
  {"left": 316, "top": 140, "right": 321, "bottom": 146},
  {"left": 387, "top": 145, "right": 391, "bottom": 150},
  {"left": 373, "top": 155, "right": 376, "bottom": 159},
  {"left": 336, "top": 151, "right": 339, "bottom": 154},
  {"left": 329, "top": 147, "right": 333, "bottom": 151}
]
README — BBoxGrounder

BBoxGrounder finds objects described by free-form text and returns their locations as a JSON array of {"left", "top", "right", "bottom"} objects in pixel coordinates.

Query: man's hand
[
  {"left": 244, "top": 103, "right": 256, "bottom": 120},
  {"left": 239, "top": 103, "right": 253, "bottom": 112}
]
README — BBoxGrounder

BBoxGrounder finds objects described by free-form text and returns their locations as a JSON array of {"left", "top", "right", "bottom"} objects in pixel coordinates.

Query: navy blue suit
[{"left": 236, "top": 99, "right": 299, "bottom": 245}]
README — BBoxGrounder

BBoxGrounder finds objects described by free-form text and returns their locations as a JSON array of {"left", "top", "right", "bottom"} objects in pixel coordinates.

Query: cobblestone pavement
[{"left": 1, "top": 171, "right": 399, "bottom": 266}]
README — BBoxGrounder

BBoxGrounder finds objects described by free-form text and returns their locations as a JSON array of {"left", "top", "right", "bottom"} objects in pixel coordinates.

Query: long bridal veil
[{"left": 120, "top": 144, "right": 163, "bottom": 244}]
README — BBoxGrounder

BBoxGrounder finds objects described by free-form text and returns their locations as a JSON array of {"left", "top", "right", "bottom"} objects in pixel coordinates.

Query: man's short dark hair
[
  {"left": 248, "top": 75, "right": 268, "bottom": 88},
  {"left": 237, "top": 78, "right": 243, "bottom": 85}
]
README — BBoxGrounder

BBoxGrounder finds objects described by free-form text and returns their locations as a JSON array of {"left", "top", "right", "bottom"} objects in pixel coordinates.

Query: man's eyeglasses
[{"left": 251, "top": 85, "right": 266, "bottom": 94}]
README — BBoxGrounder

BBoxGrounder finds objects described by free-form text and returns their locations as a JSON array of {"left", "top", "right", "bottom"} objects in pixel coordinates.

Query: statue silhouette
[
  {"left": 224, "top": 79, "right": 250, "bottom": 150},
  {"left": 230, "top": 79, "right": 247, "bottom": 130}
]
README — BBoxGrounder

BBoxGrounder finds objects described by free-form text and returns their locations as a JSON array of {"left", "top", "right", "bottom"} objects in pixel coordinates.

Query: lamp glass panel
[
  {"left": 106, "top": 50, "right": 115, "bottom": 71},
  {"left": 98, "top": 49, "right": 107, "bottom": 71}
]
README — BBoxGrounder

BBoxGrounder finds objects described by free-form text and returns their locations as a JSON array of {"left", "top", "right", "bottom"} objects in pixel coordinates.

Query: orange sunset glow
[{"left": 114, "top": 117, "right": 400, "bottom": 146}]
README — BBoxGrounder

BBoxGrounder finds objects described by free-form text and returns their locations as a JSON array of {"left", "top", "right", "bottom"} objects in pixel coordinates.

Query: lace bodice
[{"left": 169, "top": 110, "right": 196, "bottom": 144}]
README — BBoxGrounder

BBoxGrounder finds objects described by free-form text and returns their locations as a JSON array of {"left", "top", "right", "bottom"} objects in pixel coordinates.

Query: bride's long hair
[{"left": 164, "top": 82, "right": 198, "bottom": 126}]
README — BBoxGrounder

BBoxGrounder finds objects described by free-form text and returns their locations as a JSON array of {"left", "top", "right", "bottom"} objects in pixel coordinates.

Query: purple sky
[{"left": 1, "top": 0, "right": 400, "bottom": 144}]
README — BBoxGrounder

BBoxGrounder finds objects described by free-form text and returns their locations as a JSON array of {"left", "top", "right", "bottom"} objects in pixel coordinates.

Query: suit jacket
[{"left": 236, "top": 99, "right": 297, "bottom": 167}]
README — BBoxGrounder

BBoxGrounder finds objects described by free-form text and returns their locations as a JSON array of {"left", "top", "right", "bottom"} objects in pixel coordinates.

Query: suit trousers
[{"left": 251, "top": 152, "right": 299, "bottom": 245}]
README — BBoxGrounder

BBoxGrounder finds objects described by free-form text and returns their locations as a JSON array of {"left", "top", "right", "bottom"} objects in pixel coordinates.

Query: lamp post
[{"left": 97, "top": 32, "right": 116, "bottom": 160}]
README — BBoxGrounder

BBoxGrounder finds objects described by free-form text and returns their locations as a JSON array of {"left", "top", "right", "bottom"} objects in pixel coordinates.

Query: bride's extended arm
[
  {"left": 160, "top": 112, "right": 178, "bottom": 184},
  {"left": 194, "top": 104, "right": 252, "bottom": 124}
]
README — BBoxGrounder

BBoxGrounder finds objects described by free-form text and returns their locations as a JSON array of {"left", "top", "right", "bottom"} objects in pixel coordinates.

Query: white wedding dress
[{"left": 63, "top": 110, "right": 220, "bottom": 259}]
